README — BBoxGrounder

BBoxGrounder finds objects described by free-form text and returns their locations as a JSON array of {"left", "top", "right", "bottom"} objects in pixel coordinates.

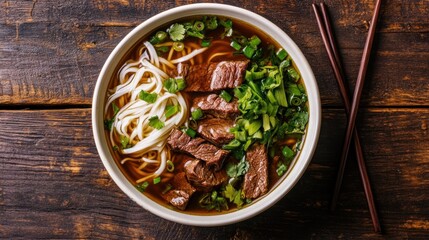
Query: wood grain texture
[
  {"left": 0, "top": 108, "right": 428, "bottom": 239},
  {"left": 0, "top": 0, "right": 428, "bottom": 106}
]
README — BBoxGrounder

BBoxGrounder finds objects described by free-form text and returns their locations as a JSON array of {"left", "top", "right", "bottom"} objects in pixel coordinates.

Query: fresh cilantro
[
  {"left": 199, "top": 190, "right": 228, "bottom": 211},
  {"left": 226, "top": 157, "right": 249, "bottom": 178},
  {"left": 104, "top": 103, "right": 120, "bottom": 131},
  {"left": 167, "top": 23, "right": 186, "bottom": 41},
  {"left": 139, "top": 90, "right": 157, "bottom": 103},
  {"left": 148, "top": 116, "right": 164, "bottom": 130},
  {"left": 223, "top": 184, "right": 244, "bottom": 207}
]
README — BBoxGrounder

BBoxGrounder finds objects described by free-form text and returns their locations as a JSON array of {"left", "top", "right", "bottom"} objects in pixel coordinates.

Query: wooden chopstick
[{"left": 312, "top": 2, "right": 382, "bottom": 233}]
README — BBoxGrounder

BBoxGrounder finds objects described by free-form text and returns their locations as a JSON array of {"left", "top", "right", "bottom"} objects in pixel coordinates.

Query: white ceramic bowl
[{"left": 92, "top": 3, "right": 321, "bottom": 226}]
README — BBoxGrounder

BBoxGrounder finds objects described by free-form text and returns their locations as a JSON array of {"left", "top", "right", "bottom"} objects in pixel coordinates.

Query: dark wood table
[{"left": 1, "top": 1, "right": 428, "bottom": 239}]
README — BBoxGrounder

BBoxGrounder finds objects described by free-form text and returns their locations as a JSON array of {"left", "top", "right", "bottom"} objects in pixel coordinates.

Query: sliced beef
[
  {"left": 243, "top": 143, "right": 269, "bottom": 199},
  {"left": 197, "top": 117, "right": 235, "bottom": 146},
  {"left": 171, "top": 60, "right": 249, "bottom": 92},
  {"left": 192, "top": 94, "right": 239, "bottom": 118},
  {"left": 167, "top": 128, "right": 229, "bottom": 170},
  {"left": 161, "top": 172, "right": 196, "bottom": 210},
  {"left": 184, "top": 159, "right": 228, "bottom": 192}
]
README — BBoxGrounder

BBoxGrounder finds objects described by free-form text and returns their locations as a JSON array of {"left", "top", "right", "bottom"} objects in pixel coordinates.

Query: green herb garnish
[{"left": 148, "top": 116, "right": 164, "bottom": 130}]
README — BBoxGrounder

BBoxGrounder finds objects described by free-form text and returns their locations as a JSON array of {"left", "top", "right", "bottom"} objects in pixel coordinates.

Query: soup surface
[{"left": 104, "top": 16, "right": 309, "bottom": 214}]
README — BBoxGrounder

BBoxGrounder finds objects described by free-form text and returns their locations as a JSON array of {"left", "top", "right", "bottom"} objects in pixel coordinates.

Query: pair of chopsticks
[{"left": 312, "top": 1, "right": 382, "bottom": 233}]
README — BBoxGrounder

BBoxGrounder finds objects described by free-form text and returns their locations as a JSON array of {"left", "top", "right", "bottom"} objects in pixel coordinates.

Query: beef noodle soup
[{"left": 104, "top": 16, "right": 309, "bottom": 214}]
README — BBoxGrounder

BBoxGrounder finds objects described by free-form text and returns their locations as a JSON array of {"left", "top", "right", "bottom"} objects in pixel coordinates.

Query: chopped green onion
[
  {"left": 156, "top": 46, "right": 169, "bottom": 53},
  {"left": 136, "top": 181, "right": 149, "bottom": 192},
  {"left": 274, "top": 77, "right": 288, "bottom": 107},
  {"left": 249, "top": 35, "right": 261, "bottom": 47},
  {"left": 287, "top": 68, "right": 300, "bottom": 81},
  {"left": 230, "top": 40, "right": 242, "bottom": 51},
  {"left": 184, "top": 127, "right": 197, "bottom": 138},
  {"left": 205, "top": 16, "right": 218, "bottom": 30},
  {"left": 282, "top": 145, "right": 295, "bottom": 160},
  {"left": 252, "top": 130, "right": 263, "bottom": 139},
  {"left": 193, "top": 21, "right": 205, "bottom": 31},
  {"left": 276, "top": 162, "right": 287, "bottom": 176},
  {"left": 191, "top": 108, "right": 203, "bottom": 120},
  {"left": 166, "top": 160, "right": 174, "bottom": 172},
  {"left": 139, "top": 90, "right": 157, "bottom": 103},
  {"left": 220, "top": 18, "right": 233, "bottom": 28},
  {"left": 262, "top": 114, "right": 271, "bottom": 131},
  {"left": 290, "top": 96, "right": 303, "bottom": 106},
  {"left": 243, "top": 45, "right": 256, "bottom": 59},
  {"left": 153, "top": 176, "right": 161, "bottom": 184},
  {"left": 165, "top": 105, "right": 180, "bottom": 118},
  {"left": 223, "top": 139, "right": 241, "bottom": 150},
  {"left": 219, "top": 90, "right": 232, "bottom": 102},
  {"left": 243, "top": 139, "right": 252, "bottom": 151},
  {"left": 162, "top": 184, "right": 172, "bottom": 194},
  {"left": 266, "top": 90, "right": 277, "bottom": 104},
  {"left": 176, "top": 78, "right": 186, "bottom": 91},
  {"left": 164, "top": 77, "right": 186, "bottom": 93},
  {"left": 276, "top": 48, "right": 288, "bottom": 60},
  {"left": 155, "top": 31, "right": 167, "bottom": 42},
  {"left": 120, "top": 135, "right": 129, "bottom": 149},
  {"left": 201, "top": 39, "right": 211, "bottom": 47},
  {"left": 173, "top": 41, "right": 185, "bottom": 51},
  {"left": 247, "top": 120, "right": 262, "bottom": 136},
  {"left": 269, "top": 116, "right": 277, "bottom": 128},
  {"left": 148, "top": 116, "right": 164, "bottom": 130}
]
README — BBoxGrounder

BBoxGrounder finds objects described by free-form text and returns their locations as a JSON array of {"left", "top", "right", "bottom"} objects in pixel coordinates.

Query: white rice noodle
[
  {"left": 144, "top": 41, "right": 159, "bottom": 68},
  {"left": 159, "top": 57, "right": 176, "bottom": 69},
  {"left": 170, "top": 47, "right": 207, "bottom": 64}
]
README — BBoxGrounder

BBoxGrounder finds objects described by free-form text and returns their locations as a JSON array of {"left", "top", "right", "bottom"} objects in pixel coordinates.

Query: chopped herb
[
  {"left": 219, "top": 90, "right": 233, "bottom": 102},
  {"left": 148, "top": 116, "right": 164, "bottom": 130},
  {"left": 193, "top": 21, "right": 205, "bottom": 31},
  {"left": 120, "top": 135, "right": 129, "bottom": 149},
  {"left": 163, "top": 78, "right": 186, "bottom": 93},
  {"left": 112, "top": 145, "right": 119, "bottom": 151},
  {"left": 226, "top": 157, "right": 249, "bottom": 178},
  {"left": 230, "top": 40, "right": 242, "bottom": 51},
  {"left": 287, "top": 68, "right": 300, "bottom": 81},
  {"left": 183, "top": 127, "right": 197, "bottom": 138},
  {"left": 136, "top": 181, "right": 149, "bottom": 192},
  {"left": 155, "top": 31, "right": 167, "bottom": 42},
  {"left": 201, "top": 39, "right": 211, "bottom": 47},
  {"left": 104, "top": 103, "right": 120, "bottom": 131},
  {"left": 243, "top": 45, "right": 256, "bottom": 59},
  {"left": 276, "top": 48, "right": 288, "bottom": 60},
  {"left": 205, "top": 16, "right": 218, "bottom": 30},
  {"left": 165, "top": 105, "right": 180, "bottom": 118},
  {"left": 139, "top": 90, "right": 157, "bottom": 103},
  {"left": 276, "top": 162, "right": 287, "bottom": 176},
  {"left": 223, "top": 184, "right": 244, "bottom": 207},
  {"left": 191, "top": 108, "right": 204, "bottom": 120},
  {"left": 162, "top": 184, "right": 172, "bottom": 194},
  {"left": 223, "top": 139, "right": 241, "bottom": 150},
  {"left": 156, "top": 46, "right": 169, "bottom": 53},
  {"left": 153, "top": 176, "right": 161, "bottom": 184},
  {"left": 199, "top": 190, "right": 228, "bottom": 211},
  {"left": 249, "top": 35, "right": 261, "bottom": 47},
  {"left": 282, "top": 145, "right": 295, "bottom": 160},
  {"left": 167, "top": 23, "right": 186, "bottom": 41},
  {"left": 173, "top": 41, "right": 184, "bottom": 51}
]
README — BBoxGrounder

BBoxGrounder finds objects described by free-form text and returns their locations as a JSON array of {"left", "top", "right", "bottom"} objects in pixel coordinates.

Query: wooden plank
[
  {"left": 0, "top": 1, "right": 428, "bottom": 106},
  {"left": 0, "top": 108, "right": 428, "bottom": 238}
]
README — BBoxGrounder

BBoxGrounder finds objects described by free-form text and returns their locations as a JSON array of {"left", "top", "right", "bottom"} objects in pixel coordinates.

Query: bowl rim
[{"left": 92, "top": 3, "right": 321, "bottom": 226}]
